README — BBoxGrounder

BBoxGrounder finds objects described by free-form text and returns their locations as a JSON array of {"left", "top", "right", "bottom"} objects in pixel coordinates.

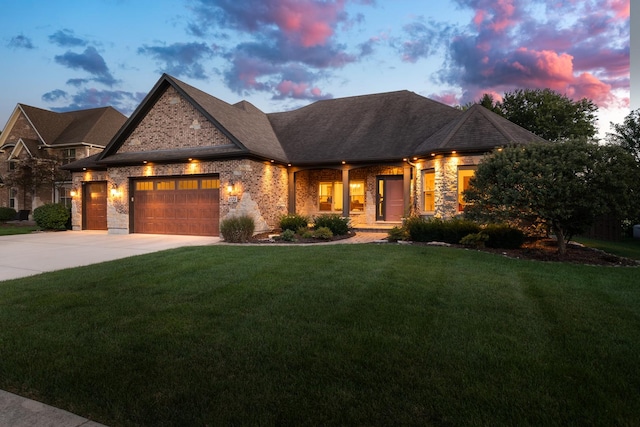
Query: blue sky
[{"left": 1, "top": 0, "right": 631, "bottom": 138}]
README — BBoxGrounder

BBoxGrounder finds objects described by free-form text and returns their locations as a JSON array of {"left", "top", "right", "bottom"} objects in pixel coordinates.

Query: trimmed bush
[
  {"left": 313, "top": 226, "right": 333, "bottom": 240},
  {"left": 460, "top": 232, "right": 489, "bottom": 248},
  {"left": 279, "top": 213, "right": 309, "bottom": 232},
  {"left": 33, "top": 203, "right": 70, "bottom": 230},
  {"left": 387, "top": 226, "right": 407, "bottom": 242},
  {"left": 483, "top": 224, "right": 525, "bottom": 249},
  {"left": 404, "top": 217, "right": 480, "bottom": 243},
  {"left": 0, "top": 207, "right": 17, "bottom": 223},
  {"left": 220, "top": 215, "right": 255, "bottom": 243},
  {"left": 313, "top": 214, "right": 350, "bottom": 236},
  {"left": 280, "top": 229, "right": 296, "bottom": 242}
]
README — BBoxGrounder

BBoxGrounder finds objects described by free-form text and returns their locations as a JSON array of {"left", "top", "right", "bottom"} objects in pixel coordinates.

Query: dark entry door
[
  {"left": 83, "top": 182, "right": 107, "bottom": 230},
  {"left": 376, "top": 176, "right": 404, "bottom": 221}
]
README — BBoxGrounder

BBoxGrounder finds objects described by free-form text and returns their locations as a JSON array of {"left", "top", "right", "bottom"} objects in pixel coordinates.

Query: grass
[
  {"left": 575, "top": 236, "right": 640, "bottom": 260},
  {"left": 0, "top": 245, "right": 639, "bottom": 426},
  {"left": 0, "top": 224, "right": 39, "bottom": 235}
]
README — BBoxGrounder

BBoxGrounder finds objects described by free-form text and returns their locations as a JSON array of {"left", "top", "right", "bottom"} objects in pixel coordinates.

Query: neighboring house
[
  {"left": 63, "top": 74, "right": 546, "bottom": 236},
  {"left": 0, "top": 104, "right": 126, "bottom": 217}
]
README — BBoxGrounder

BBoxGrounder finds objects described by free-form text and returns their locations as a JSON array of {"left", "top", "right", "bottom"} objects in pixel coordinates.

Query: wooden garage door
[
  {"left": 84, "top": 182, "right": 107, "bottom": 230},
  {"left": 133, "top": 177, "right": 220, "bottom": 236}
]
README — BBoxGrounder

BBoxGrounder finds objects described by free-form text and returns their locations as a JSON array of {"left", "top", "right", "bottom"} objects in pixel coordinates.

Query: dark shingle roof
[
  {"left": 79, "top": 74, "right": 548, "bottom": 171},
  {"left": 18, "top": 104, "right": 126, "bottom": 147},
  {"left": 415, "top": 105, "right": 547, "bottom": 154},
  {"left": 268, "top": 91, "right": 462, "bottom": 164}
]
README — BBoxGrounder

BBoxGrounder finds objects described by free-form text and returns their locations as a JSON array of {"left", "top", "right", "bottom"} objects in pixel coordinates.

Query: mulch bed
[{"left": 253, "top": 231, "right": 638, "bottom": 267}]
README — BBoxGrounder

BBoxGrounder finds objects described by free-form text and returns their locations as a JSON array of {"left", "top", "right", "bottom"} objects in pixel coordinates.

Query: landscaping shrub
[
  {"left": 33, "top": 203, "right": 70, "bottom": 230},
  {"left": 387, "top": 226, "right": 407, "bottom": 242},
  {"left": 0, "top": 207, "right": 17, "bottom": 223},
  {"left": 220, "top": 215, "right": 255, "bottom": 243},
  {"left": 313, "top": 214, "right": 350, "bottom": 236},
  {"left": 460, "top": 232, "right": 489, "bottom": 248},
  {"left": 279, "top": 213, "right": 309, "bottom": 232},
  {"left": 313, "top": 226, "right": 333, "bottom": 240},
  {"left": 404, "top": 217, "right": 480, "bottom": 243},
  {"left": 483, "top": 224, "right": 525, "bottom": 249},
  {"left": 280, "top": 229, "right": 296, "bottom": 242}
]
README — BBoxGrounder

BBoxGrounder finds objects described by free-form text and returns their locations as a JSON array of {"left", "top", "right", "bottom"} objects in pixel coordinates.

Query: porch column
[
  {"left": 288, "top": 169, "right": 296, "bottom": 214},
  {"left": 403, "top": 165, "right": 412, "bottom": 217},
  {"left": 342, "top": 168, "right": 350, "bottom": 218}
]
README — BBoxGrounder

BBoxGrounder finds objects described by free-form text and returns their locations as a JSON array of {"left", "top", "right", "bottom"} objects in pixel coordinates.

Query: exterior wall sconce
[
  {"left": 226, "top": 181, "right": 235, "bottom": 194},
  {"left": 110, "top": 184, "right": 120, "bottom": 197},
  {"left": 70, "top": 188, "right": 78, "bottom": 197}
]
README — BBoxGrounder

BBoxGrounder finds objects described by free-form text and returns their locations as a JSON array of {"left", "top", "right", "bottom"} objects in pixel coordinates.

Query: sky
[{"left": 1, "top": 0, "right": 632, "bottom": 139}]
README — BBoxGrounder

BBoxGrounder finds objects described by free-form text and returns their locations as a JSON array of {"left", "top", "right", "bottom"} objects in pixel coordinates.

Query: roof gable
[
  {"left": 415, "top": 105, "right": 547, "bottom": 155},
  {"left": 99, "top": 74, "right": 285, "bottom": 164}
]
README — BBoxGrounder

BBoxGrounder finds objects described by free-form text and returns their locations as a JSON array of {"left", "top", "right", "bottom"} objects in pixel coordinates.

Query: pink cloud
[
  {"left": 430, "top": 92, "right": 461, "bottom": 106},
  {"left": 607, "top": 0, "right": 629, "bottom": 19},
  {"left": 276, "top": 80, "right": 327, "bottom": 100},
  {"left": 567, "top": 72, "right": 613, "bottom": 104}
]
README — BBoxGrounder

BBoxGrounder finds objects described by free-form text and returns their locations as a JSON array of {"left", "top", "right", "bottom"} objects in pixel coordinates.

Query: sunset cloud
[
  {"left": 188, "top": 0, "right": 371, "bottom": 101},
  {"left": 48, "top": 88, "right": 145, "bottom": 114},
  {"left": 138, "top": 42, "right": 217, "bottom": 80},
  {"left": 439, "top": 0, "right": 629, "bottom": 106}
]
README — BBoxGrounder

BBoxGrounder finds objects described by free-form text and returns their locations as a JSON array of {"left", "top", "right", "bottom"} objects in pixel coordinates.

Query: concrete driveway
[{"left": 0, "top": 231, "right": 219, "bottom": 282}]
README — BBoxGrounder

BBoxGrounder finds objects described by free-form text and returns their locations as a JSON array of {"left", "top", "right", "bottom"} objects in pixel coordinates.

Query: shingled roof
[
  {"left": 75, "top": 74, "right": 546, "bottom": 170},
  {"left": 16, "top": 104, "right": 126, "bottom": 147},
  {"left": 268, "top": 91, "right": 463, "bottom": 165}
]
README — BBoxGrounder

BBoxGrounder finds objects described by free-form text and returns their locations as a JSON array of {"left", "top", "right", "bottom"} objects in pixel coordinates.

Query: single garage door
[{"left": 133, "top": 176, "right": 220, "bottom": 236}]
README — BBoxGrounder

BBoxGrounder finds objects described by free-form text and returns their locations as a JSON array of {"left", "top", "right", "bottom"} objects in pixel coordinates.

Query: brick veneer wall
[
  {"left": 118, "top": 86, "right": 233, "bottom": 153},
  {"left": 71, "top": 159, "right": 288, "bottom": 234}
]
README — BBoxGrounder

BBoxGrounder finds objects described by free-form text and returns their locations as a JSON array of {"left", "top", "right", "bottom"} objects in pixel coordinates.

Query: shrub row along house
[
  {"left": 60, "top": 74, "right": 545, "bottom": 236},
  {"left": 0, "top": 104, "right": 126, "bottom": 218}
]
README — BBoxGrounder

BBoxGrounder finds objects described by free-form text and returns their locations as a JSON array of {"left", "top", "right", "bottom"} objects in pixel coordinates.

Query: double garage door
[{"left": 133, "top": 176, "right": 220, "bottom": 236}]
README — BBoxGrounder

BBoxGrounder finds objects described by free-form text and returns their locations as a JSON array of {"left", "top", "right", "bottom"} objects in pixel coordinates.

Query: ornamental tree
[
  {"left": 463, "top": 140, "right": 640, "bottom": 255},
  {"left": 497, "top": 89, "right": 598, "bottom": 142},
  {"left": 607, "top": 108, "right": 640, "bottom": 163}
]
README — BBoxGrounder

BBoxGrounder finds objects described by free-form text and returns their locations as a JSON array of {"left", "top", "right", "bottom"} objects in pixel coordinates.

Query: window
[
  {"left": 319, "top": 182, "right": 341, "bottom": 211},
  {"left": 423, "top": 170, "right": 435, "bottom": 212},
  {"left": 156, "top": 180, "right": 175, "bottom": 190},
  {"left": 58, "top": 186, "right": 72, "bottom": 208},
  {"left": 61, "top": 148, "right": 76, "bottom": 165},
  {"left": 349, "top": 181, "right": 365, "bottom": 211},
  {"left": 135, "top": 181, "right": 154, "bottom": 191},
  {"left": 319, "top": 180, "right": 364, "bottom": 212},
  {"left": 9, "top": 188, "right": 17, "bottom": 209},
  {"left": 178, "top": 179, "right": 198, "bottom": 190},
  {"left": 458, "top": 167, "right": 477, "bottom": 211},
  {"left": 201, "top": 179, "right": 219, "bottom": 189}
]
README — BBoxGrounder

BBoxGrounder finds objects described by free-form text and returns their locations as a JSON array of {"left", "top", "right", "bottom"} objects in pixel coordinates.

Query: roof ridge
[
  {"left": 472, "top": 105, "right": 517, "bottom": 143},
  {"left": 435, "top": 107, "right": 474, "bottom": 149}
]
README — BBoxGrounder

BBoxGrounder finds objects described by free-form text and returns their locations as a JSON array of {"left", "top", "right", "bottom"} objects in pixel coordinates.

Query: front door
[
  {"left": 83, "top": 182, "right": 107, "bottom": 230},
  {"left": 376, "top": 176, "right": 404, "bottom": 221}
]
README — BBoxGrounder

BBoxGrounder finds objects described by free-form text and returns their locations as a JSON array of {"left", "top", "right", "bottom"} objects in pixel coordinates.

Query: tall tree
[
  {"left": 607, "top": 108, "right": 640, "bottom": 163},
  {"left": 463, "top": 140, "right": 640, "bottom": 255},
  {"left": 497, "top": 88, "right": 598, "bottom": 142}
]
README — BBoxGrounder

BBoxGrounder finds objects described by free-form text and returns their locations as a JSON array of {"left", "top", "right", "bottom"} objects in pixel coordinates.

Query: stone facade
[
  {"left": 416, "top": 154, "right": 483, "bottom": 219},
  {"left": 71, "top": 159, "right": 288, "bottom": 234}
]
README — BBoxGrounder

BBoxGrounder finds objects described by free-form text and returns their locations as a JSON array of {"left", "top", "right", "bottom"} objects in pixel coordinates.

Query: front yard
[{"left": 0, "top": 244, "right": 639, "bottom": 426}]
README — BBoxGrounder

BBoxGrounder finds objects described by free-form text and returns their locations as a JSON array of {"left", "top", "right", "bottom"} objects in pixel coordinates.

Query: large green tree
[
  {"left": 464, "top": 140, "right": 640, "bottom": 254},
  {"left": 607, "top": 108, "right": 640, "bottom": 163},
  {"left": 496, "top": 89, "right": 598, "bottom": 142}
]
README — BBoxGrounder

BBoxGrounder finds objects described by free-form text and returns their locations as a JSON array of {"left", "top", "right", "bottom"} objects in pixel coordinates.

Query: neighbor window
[
  {"left": 9, "top": 188, "right": 17, "bottom": 209},
  {"left": 61, "top": 148, "right": 76, "bottom": 165},
  {"left": 423, "top": 170, "right": 435, "bottom": 212},
  {"left": 458, "top": 167, "right": 477, "bottom": 211},
  {"left": 58, "top": 186, "right": 72, "bottom": 208}
]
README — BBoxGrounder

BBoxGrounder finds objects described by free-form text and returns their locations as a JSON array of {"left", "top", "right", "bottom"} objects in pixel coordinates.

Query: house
[
  {"left": 63, "top": 74, "right": 546, "bottom": 236},
  {"left": 0, "top": 104, "right": 126, "bottom": 218}
]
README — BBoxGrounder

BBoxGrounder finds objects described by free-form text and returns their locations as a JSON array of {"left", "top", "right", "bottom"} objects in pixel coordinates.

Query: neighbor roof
[{"left": 16, "top": 104, "right": 126, "bottom": 147}]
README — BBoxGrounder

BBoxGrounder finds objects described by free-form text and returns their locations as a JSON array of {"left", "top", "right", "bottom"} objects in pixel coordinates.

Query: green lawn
[
  {"left": 0, "top": 245, "right": 639, "bottom": 426},
  {"left": 575, "top": 236, "right": 640, "bottom": 260},
  {"left": 0, "top": 224, "right": 39, "bottom": 235}
]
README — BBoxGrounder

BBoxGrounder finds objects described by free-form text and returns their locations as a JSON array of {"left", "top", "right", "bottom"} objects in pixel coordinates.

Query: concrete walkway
[{"left": 0, "top": 229, "right": 388, "bottom": 426}]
